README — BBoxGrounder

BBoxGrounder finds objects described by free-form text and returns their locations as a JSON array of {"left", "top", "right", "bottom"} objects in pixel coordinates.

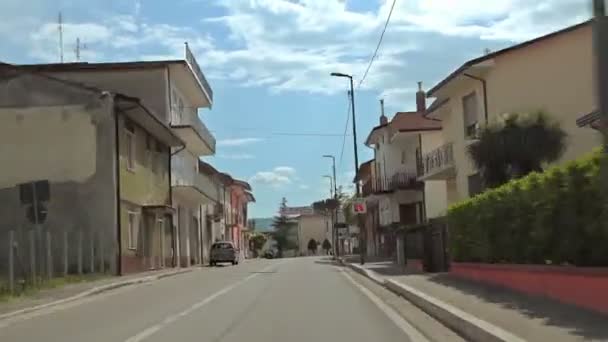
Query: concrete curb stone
[{"left": 346, "top": 263, "right": 525, "bottom": 342}]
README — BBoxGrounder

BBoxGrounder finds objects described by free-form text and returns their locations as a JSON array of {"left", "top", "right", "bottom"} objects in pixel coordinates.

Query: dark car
[
  {"left": 262, "top": 249, "right": 275, "bottom": 259},
  {"left": 210, "top": 241, "right": 239, "bottom": 266}
]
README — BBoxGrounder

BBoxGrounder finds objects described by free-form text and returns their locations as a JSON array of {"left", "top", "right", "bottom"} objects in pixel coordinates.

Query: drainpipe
[
  {"left": 463, "top": 73, "right": 488, "bottom": 124},
  {"left": 418, "top": 133, "right": 427, "bottom": 222},
  {"left": 113, "top": 101, "right": 123, "bottom": 276}
]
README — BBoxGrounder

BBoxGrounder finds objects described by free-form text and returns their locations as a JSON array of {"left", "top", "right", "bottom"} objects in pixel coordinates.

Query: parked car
[
  {"left": 262, "top": 249, "right": 275, "bottom": 259},
  {"left": 210, "top": 241, "right": 239, "bottom": 266}
]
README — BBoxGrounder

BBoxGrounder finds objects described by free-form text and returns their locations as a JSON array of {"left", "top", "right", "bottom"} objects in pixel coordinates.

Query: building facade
[
  {"left": 420, "top": 20, "right": 600, "bottom": 207},
  {"left": 13, "top": 45, "right": 218, "bottom": 271},
  {"left": 0, "top": 66, "right": 181, "bottom": 275},
  {"left": 359, "top": 86, "right": 443, "bottom": 258}
]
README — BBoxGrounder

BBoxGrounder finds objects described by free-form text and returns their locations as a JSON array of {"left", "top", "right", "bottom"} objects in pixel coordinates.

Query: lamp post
[
  {"left": 323, "top": 175, "right": 334, "bottom": 198},
  {"left": 323, "top": 154, "right": 338, "bottom": 258},
  {"left": 331, "top": 72, "right": 365, "bottom": 264}
]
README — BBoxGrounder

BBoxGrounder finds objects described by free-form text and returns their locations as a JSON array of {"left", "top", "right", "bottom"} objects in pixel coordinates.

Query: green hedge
[{"left": 447, "top": 150, "right": 608, "bottom": 266}]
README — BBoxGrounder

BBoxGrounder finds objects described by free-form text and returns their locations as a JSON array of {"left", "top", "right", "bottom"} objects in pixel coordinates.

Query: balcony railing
[
  {"left": 172, "top": 154, "right": 218, "bottom": 203},
  {"left": 417, "top": 142, "right": 455, "bottom": 179},
  {"left": 387, "top": 172, "right": 421, "bottom": 191},
  {"left": 185, "top": 43, "right": 213, "bottom": 104},
  {"left": 361, "top": 172, "right": 421, "bottom": 196},
  {"left": 171, "top": 106, "right": 216, "bottom": 155}
]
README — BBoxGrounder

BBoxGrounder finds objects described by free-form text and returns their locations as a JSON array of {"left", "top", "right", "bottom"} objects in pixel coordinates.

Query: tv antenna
[
  {"left": 75, "top": 38, "right": 88, "bottom": 61},
  {"left": 58, "top": 12, "right": 64, "bottom": 63}
]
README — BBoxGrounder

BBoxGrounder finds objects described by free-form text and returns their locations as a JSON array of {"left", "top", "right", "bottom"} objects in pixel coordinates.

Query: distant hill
[{"left": 249, "top": 217, "right": 275, "bottom": 232}]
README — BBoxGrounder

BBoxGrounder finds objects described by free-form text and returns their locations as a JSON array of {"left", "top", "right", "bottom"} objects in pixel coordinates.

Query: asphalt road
[{"left": 0, "top": 257, "right": 423, "bottom": 342}]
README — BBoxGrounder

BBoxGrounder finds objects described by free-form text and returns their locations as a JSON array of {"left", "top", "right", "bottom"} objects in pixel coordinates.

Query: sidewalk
[
  {"left": 0, "top": 267, "right": 193, "bottom": 318},
  {"left": 349, "top": 259, "right": 608, "bottom": 342}
]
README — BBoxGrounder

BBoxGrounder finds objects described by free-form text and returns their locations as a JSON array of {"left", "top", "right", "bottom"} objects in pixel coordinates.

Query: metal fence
[{"left": 0, "top": 226, "right": 110, "bottom": 295}]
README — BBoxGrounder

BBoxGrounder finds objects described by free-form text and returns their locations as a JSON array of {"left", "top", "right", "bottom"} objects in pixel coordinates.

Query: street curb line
[
  {"left": 0, "top": 268, "right": 193, "bottom": 322},
  {"left": 345, "top": 263, "right": 525, "bottom": 342}
]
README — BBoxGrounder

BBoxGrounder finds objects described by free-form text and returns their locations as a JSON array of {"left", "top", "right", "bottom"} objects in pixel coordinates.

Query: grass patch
[{"left": 0, "top": 274, "right": 108, "bottom": 302}]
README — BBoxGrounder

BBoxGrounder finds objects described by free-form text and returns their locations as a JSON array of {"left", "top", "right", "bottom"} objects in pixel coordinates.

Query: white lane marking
[
  {"left": 340, "top": 268, "right": 430, "bottom": 342},
  {"left": 124, "top": 260, "right": 288, "bottom": 342}
]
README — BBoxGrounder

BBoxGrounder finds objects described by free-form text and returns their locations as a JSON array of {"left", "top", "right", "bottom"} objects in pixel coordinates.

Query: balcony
[
  {"left": 185, "top": 43, "right": 213, "bottom": 106},
  {"left": 172, "top": 156, "right": 219, "bottom": 204},
  {"left": 171, "top": 107, "right": 216, "bottom": 156},
  {"left": 417, "top": 142, "right": 456, "bottom": 180},
  {"left": 362, "top": 172, "right": 421, "bottom": 196}
]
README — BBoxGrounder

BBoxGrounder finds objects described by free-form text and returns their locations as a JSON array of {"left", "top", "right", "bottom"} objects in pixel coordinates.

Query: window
[
  {"left": 127, "top": 211, "right": 139, "bottom": 250},
  {"left": 125, "top": 122, "right": 136, "bottom": 171},
  {"left": 468, "top": 173, "right": 484, "bottom": 197},
  {"left": 462, "top": 92, "right": 478, "bottom": 138}
]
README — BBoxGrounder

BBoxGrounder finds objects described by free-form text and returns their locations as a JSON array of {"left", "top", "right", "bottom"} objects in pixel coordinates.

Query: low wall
[
  {"left": 451, "top": 263, "right": 608, "bottom": 315},
  {"left": 406, "top": 259, "right": 424, "bottom": 273}
]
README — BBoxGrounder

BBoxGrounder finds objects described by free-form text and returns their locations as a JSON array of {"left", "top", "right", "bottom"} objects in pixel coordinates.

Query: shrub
[{"left": 448, "top": 150, "right": 608, "bottom": 266}]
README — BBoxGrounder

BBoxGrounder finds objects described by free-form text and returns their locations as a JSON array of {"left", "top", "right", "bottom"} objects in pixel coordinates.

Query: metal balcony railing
[
  {"left": 361, "top": 171, "right": 420, "bottom": 196},
  {"left": 172, "top": 155, "right": 219, "bottom": 202},
  {"left": 417, "top": 142, "right": 455, "bottom": 178},
  {"left": 172, "top": 107, "right": 216, "bottom": 154},
  {"left": 185, "top": 43, "right": 213, "bottom": 103}
]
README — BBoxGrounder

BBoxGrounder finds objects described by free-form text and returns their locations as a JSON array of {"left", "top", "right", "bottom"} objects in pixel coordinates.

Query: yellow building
[{"left": 419, "top": 20, "right": 600, "bottom": 206}]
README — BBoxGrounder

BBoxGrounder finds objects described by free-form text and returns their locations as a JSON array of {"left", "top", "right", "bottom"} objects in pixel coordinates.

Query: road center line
[
  {"left": 339, "top": 268, "right": 430, "bottom": 342},
  {"left": 124, "top": 260, "right": 288, "bottom": 342}
]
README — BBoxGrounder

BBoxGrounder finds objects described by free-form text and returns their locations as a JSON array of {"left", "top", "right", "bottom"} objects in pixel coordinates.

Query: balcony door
[{"left": 399, "top": 203, "right": 419, "bottom": 226}]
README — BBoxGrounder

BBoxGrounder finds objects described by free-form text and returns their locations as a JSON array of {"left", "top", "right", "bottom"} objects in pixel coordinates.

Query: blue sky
[{"left": 0, "top": 0, "right": 591, "bottom": 217}]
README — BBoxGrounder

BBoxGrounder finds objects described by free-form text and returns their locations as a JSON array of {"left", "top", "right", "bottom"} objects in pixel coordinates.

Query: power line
[
  {"left": 357, "top": 0, "right": 397, "bottom": 89},
  {"left": 209, "top": 129, "right": 351, "bottom": 137}
]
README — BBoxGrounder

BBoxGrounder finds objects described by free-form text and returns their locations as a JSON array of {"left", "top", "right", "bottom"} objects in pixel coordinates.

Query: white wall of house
[
  {"left": 50, "top": 69, "right": 169, "bottom": 123},
  {"left": 420, "top": 131, "right": 448, "bottom": 218},
  {"left": 297, "top": 214, "right": 330, "bottom": 254},
  {"left": 0, "top": 106, "right": 97, "bottom": 188}
]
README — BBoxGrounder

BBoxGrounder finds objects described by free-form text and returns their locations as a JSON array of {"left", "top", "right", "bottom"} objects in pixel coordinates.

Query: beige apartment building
[{"left": 419, "top": 20, "right": 601, "bottom": 206}]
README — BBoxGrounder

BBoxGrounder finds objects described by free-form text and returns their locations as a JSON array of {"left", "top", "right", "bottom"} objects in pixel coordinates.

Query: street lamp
[
  {"left": 322, "top": 155, "right": 337, "bottom": 197},
  {"left": 323, "top": 154, "right": 338, "bottom": 258},
  {"left": 331, "top": 71, "right": 365, "bottom": 264},
  {"left": 323, "top": 175, "right": 334, "bottom": 198}
]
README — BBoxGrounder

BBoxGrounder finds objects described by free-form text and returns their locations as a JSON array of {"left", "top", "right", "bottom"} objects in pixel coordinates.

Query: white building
[{"left": 359, "top": 84, "right": 445, "bottom": 258}]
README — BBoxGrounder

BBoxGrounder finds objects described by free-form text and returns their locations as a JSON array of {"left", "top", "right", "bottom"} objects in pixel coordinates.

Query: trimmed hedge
[{"left": 448, "top": 150, "right": 608, "bottom": 266}]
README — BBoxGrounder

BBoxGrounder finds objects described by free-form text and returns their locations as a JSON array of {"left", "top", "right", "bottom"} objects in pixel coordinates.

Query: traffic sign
[{"left": 352, "top": 199, "right": 367, "bottom": 214}]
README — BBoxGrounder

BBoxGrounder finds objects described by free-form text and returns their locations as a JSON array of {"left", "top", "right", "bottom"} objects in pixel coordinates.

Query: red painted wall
[{"left": 451, "top": 263, "right": 608, "bottom": 315}]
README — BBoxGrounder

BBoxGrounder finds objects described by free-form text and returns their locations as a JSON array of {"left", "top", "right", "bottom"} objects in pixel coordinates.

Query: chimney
[
  {"left": 416, "top": 81, "right": 426, "bottom": 113},
  {"left": 379, "top": 99, "right": 388, "bottom": 125}
]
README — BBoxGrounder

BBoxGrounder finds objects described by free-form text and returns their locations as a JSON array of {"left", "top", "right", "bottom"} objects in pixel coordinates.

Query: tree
[
  {"left": 307, "top": 239, "right": 318, "bottom": 254},
  {"left": 322, "top": 239, "right": 332, "bottom": 254},
  {"left": 468, "top": 111, "right": 566, "bottom": 188},
  {"left": 271, "top": 198, "right": 297, "bottom": 257},
  {"left": 250, "top": 234, "right": 267, "bottom": 257}
]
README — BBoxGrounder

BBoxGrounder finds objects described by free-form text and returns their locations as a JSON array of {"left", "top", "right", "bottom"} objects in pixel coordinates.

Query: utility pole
[
  {"left": 593, "top": 0, "right": 608, "bottom": 150},
  {"left": 323, "top": 154, "right": 338, "bottom": 258},
  {"left": 330, "top": 72, "right": 365, "bottom": 264}
]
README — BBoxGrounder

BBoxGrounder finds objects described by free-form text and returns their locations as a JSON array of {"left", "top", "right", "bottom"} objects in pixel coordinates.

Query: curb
[
  {"left": 0, "top": 268, "right": 193, "bottom": 322},
  {"left": 345, "top": 263, "right": 525, "bottom": 342}
]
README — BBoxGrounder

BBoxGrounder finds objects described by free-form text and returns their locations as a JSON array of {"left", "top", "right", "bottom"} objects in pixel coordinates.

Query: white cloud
[
  {"left": 299, "top": 184, "right": 310, "bottom": 190},
  {"left": 273, "top": 166, "right": 296, "bottom": 176},
  {"left": 1, "top": 0, "right": 591, "bottom": 98},
  {"left": 217, "top": 153, "right": 255, "bottom": 160},
  {"left": 198, "top": 0, "right": 590, "bottom": 95},
  {"left": 217, "top": 137, "right": 263, "bottom": 147},
  {"left": 250, "top": 166, "right": 297, "bottom": 188}
]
